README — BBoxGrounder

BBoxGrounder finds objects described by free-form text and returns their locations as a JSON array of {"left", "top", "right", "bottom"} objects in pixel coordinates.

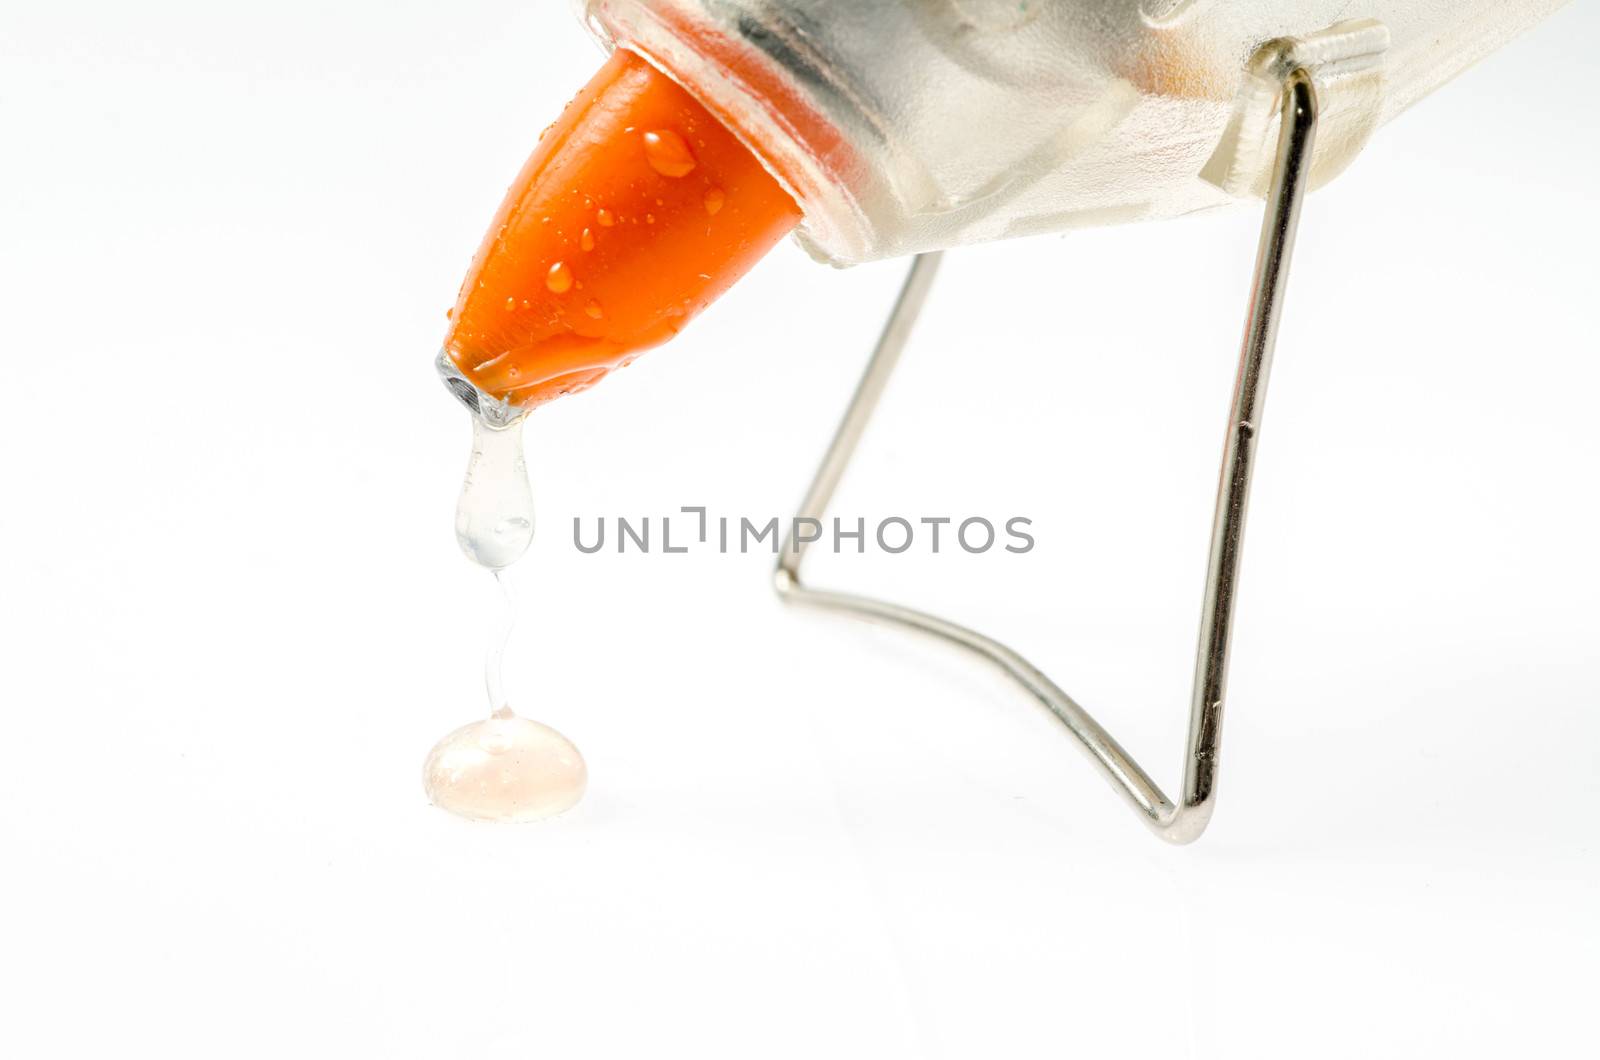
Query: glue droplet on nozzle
[{"left": 642, "top": 129, "right": 697, "bottom": 177}]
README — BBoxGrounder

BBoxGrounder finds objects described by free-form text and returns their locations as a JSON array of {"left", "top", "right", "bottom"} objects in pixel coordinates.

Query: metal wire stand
[{"left": 775, "top": 66, "right": 1319, "bottom": 844}]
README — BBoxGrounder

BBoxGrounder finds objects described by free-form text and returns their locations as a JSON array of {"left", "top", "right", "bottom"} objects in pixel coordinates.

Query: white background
[{"left": 2, "top": 2, "right": 1596, "bottom": 1057}]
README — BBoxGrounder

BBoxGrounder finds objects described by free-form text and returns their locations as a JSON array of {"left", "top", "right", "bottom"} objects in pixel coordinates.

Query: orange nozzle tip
[{"left": 445, "top": 50, "right": 801, "bottom": 411}]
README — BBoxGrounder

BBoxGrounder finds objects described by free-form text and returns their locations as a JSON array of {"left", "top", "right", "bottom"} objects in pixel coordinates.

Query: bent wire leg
[{"left": 775, "top": 69, "right": 1319, "bottom": 844}]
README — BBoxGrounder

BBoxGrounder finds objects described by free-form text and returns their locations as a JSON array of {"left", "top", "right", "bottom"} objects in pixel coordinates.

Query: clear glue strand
[
  {"left": 422, "top": 407, "right": 587, "bottom": 822},
  {"left": 455, "top": 414, "right": 535, "bottom": 571},
  {"left": 485, "top": 568, "right": 515, "bottom": 718}
]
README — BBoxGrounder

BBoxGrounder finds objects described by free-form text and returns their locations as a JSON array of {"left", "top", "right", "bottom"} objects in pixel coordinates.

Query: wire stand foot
[{"left": 775, "top": 68, "right": 1319, "bottom": 844}]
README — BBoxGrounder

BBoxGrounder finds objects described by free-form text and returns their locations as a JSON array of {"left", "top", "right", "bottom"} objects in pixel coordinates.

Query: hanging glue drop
[{"left": 422, "top": 412, "right": 586, "bottom": 823}]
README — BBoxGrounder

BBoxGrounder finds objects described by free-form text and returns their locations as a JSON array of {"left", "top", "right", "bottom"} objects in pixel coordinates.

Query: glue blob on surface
[
  {"left": 443, "top": 49, "right": 801, "bottom": 410},
  {"left": 423, "top": 707, "right": 587, "bottom": 823}
]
